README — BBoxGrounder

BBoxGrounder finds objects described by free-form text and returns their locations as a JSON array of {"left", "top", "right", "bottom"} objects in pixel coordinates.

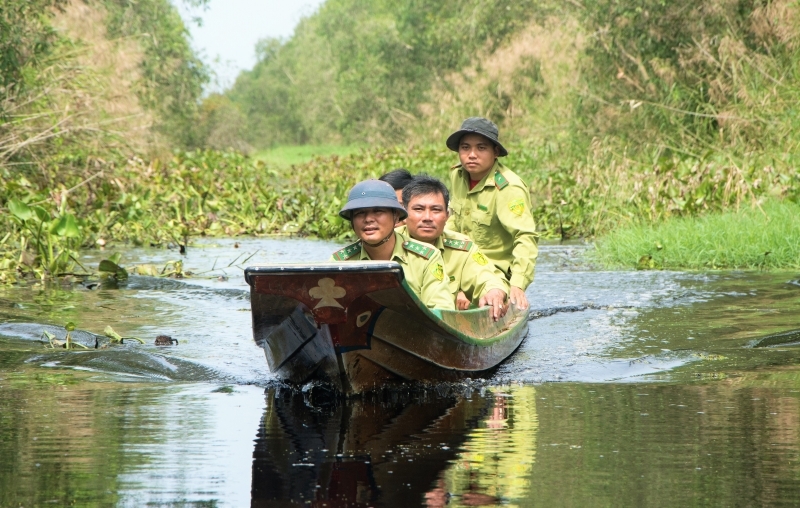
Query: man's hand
[
  {"left": 479, "top": 288, "right": 508, "bottom": 321},
  {"left": 509, "top": 286, "right": 529, "bottom": 310},
  {"left": 456, "top": 291, "right": 471, "bottom": 310}
]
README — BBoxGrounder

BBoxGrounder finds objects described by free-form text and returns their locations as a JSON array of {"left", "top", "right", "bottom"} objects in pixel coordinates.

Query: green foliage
[
  {"left": 0, "top": 0, "right": 65, "bottom": 91},
  {"left": 254, "top": 144, "right": 363, "bottom": 168},
  {"left": 222, "top": 0, "right": 552, "bottom": 147},
  {"left": 4, "top": 197, "right": 84, "bottom": 281},
  {"left": 98, "top": 252, "right": 128, "bottom": 281},
  {"left": 0, "top": 0, "right": 207, "bottom": 180},
  {"left": 3, "top": 0, "right": 800, "bottom": 279},
  {"left": 576, "top": 0, "right": 800, "bottom": 156},
  {"left": 98, "top": 0, "right": 209, "bottom": 147},
  {"left": 592, "top": 200, "right": 800, "bottom": 270}
]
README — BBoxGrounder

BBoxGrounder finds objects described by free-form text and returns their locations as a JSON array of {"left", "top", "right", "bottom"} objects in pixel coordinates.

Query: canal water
[{"left": 1, "top": 239, "right": 799, "bottom": 506}]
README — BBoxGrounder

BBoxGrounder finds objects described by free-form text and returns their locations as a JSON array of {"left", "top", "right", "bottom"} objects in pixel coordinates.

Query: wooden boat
[{"left": 244, "top": 261, "right": 529, "bottom": 394}]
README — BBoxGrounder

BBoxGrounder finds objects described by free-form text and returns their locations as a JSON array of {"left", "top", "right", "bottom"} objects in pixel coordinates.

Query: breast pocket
[
  {"left": 448, "top": 202, "right": 463, "bottom": 230},
  {"left": 469, "top": 209, "right": 494, "bottom": 245}
]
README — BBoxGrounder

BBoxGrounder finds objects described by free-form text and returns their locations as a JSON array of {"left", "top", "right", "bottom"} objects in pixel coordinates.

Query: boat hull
[{"left": 246, "top": 262, "right": 528, "bottom": 394}]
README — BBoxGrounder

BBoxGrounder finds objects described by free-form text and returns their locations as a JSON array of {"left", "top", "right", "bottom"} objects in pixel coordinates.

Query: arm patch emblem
[
  {"left": 433, "top": 263, "right": 444, "bottom": 281},
  {"left": 472, "top": 251, "right": 489, "bottom": 266},
  {"left": 508, "top": 198, "right": 525, "bottom": 216}
]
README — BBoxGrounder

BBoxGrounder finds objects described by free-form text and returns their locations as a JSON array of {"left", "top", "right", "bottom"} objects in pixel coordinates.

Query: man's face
[
  {"left": 351, "top": 207, "right": 396, "bottom": 244},
  {"left": 458, "top": 133, "right": 499, "bottom": 180},
  {"left": 405, "top": 192, "right": 448, "bottom": 244}
]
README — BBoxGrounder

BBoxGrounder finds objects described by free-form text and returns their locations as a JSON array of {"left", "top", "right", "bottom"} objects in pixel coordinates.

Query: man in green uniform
[
  {"left": 379, "top": 168, "right": 414, "bottom": 204},
  {"left": 398, "top": 175, "right": 509, "bottom": 321},
  {"left": 330, "top": 179, "right": 455, "bottom": 311},
  {"left": 445, "top": 117, "right": 538, "bottom": 310}
]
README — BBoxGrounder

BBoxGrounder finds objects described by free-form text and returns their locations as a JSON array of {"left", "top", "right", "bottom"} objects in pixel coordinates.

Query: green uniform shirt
[
  {"left": 446, "top": 161, "right": 538, "bottom": 290},
  {"left": 329, "top": 231, "right": 455, "bottom": 310},
  {"left": 396, "top": 226, "right": 508, "bottom": 303}
]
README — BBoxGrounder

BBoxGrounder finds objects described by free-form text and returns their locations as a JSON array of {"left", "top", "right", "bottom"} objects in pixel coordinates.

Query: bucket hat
[
  {"left": 339, "top": 180, "right": 408, "bottom": 221},
  {"left": 445, "top": 117, "right": 508, "bottom": 157}
]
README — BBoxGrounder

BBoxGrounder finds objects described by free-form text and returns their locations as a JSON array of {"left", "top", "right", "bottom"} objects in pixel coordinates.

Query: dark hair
[
  {"left": 378, "top": 168, "right": 414, "bottom": 190},
  {"left": 402, "top": 174, "right": 450, "bottom": 210}
]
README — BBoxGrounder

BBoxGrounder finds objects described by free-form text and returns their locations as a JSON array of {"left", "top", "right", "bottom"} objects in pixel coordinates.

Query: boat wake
[{"left": 527, "top": 303, "right": 635, "bottom": 320}]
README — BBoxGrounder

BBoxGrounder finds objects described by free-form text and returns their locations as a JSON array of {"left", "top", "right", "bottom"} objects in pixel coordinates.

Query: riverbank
[
  {"left": 593, "top": 200, "right": 800, "bottom": 270},
  {"left": 1, "top": 143, "right": 799, "bottom": 282}
]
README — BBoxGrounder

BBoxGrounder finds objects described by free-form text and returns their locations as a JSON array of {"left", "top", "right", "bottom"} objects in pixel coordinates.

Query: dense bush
[
  {"left": 576, "top": 0, "right": 800, "bottom": 157},
  {"left": 0, "top": 0, "right": 207, "bottom": 180},
  {"left": 223, "top": 0, "right": 554, "bottom": 147},
  {"left": 103, "top": 0, "right": 208, "bottom": 147}
]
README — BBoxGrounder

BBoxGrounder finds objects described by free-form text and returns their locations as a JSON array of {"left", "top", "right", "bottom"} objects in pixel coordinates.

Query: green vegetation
[
  {"left": 212, "top": 0, "right": 800, "bottom": 159},
  {"left": 2, "top": 0, "right": 800, "bottom": 282},
  {"left": 2, "top": 140, "right": 799, "bottom": 282},
  {"left": 254, "top": 144, "right": 363, "bottom": 168},
  {"left": 0, "top": 0, "right": 207, "bottom": 174},
  {"left": 216, "top": 0, "right": 549, "bottom": 147},
  {"left": 593, "top": 200, "right": 800, "bottom": 270},
  {"left": 0, "top": 0, "right": 209, "bottom": 282}
]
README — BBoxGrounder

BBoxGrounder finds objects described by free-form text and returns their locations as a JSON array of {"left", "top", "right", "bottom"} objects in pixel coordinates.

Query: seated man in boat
[
  {"left": 445, "top": 117, "right": 538, "bottom": 310},
  {"left": 398, "top": 175, "right": 509, "bottom": 321},
  {"left": 330, "top": 179, "right": 455, "bottom": 311},
  {"left": 379, "top": 168, "right": 414, "bottom": 226},
  {"left": 378, "top": 168, "right": 414, "bottom": 204}
]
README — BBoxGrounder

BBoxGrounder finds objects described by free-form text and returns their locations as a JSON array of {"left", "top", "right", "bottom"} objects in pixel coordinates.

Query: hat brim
[
  {"left": 446, "top": 129, "right": 508, "bottom": 157},
  {"left": 339, "top": 199, "right": 408, "bottom": 221}
]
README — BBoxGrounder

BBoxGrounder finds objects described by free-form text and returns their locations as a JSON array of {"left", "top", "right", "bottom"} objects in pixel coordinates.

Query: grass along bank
[
  {"left": 593, "top": 200, "right": 800, "bottom": 271},
  {"left": 3, "top": 141, "right": 799, "bottom": 284}
]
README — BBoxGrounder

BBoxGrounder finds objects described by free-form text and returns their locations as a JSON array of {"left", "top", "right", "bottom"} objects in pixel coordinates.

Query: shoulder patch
[
  {"left": 332, "top": 241, "right": 361, "bottom": 261},
  {"left": 432, "top": 263, "right": 444, "bottom": 281},
  {"left": 508, "top": 198, "right": 525, "bottom": 216},
  {"left": 471, "top": 251, "right": 489, "bottom": 266},
  {"left": 443, "top": 238, "right": 473, "bottom": 251},
  {"left": 402, "top": 240, "right": 435, "bottom": 259},
  {"left": 494, "top": 171, "right": 509, "bottom": 190}
]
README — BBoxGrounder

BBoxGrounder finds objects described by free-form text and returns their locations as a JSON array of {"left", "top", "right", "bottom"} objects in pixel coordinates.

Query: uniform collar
[
  {"left": 357, "top": 231, "right": 407, "bottom": 263},
  {"left": 461, "top": 161, "right": 501, "bottom": 193}
]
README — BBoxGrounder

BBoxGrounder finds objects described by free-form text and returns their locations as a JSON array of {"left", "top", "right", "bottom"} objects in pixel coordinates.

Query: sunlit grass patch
[
  {"left": 254, "top": 144, "right": 364, "bottom": 168},
  {"left": 593, "top": 200, "right": 800, "bottom": 270}
]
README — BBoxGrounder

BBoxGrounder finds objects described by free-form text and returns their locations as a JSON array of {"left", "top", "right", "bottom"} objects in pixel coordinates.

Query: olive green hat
[
  {"left": 339, "top": 180, "right": 408, "bottom": 221},
  {"left": 445, "top": 117, "right": 508, "bottom": 157}
]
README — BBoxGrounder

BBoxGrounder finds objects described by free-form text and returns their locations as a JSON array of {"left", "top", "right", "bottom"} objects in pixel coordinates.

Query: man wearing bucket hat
[
  {"left": 445, "top": 117, "right": 538, "bottom": 310},
  {"left": 330, "top": 179, "right": 455, "bottom": 310}
]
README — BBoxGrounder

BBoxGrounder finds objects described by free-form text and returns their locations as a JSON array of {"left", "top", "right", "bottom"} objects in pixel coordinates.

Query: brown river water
[{"left": 1, "top": 238, "right": 799, "bottom": 507}]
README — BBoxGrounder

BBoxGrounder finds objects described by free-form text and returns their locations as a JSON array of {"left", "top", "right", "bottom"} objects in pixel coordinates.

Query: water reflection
[
  {"left": 434, "top": 386, "right": 537, "bottom": 507},
  {"left": 252, "top": 388, "right": 485, "bottom": 507},
  {"left": 4, "top": 373, "right": 800, "bottom": 505},
  {"left": 251, "top": 386, "right": 539, "bottom": 507}
]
